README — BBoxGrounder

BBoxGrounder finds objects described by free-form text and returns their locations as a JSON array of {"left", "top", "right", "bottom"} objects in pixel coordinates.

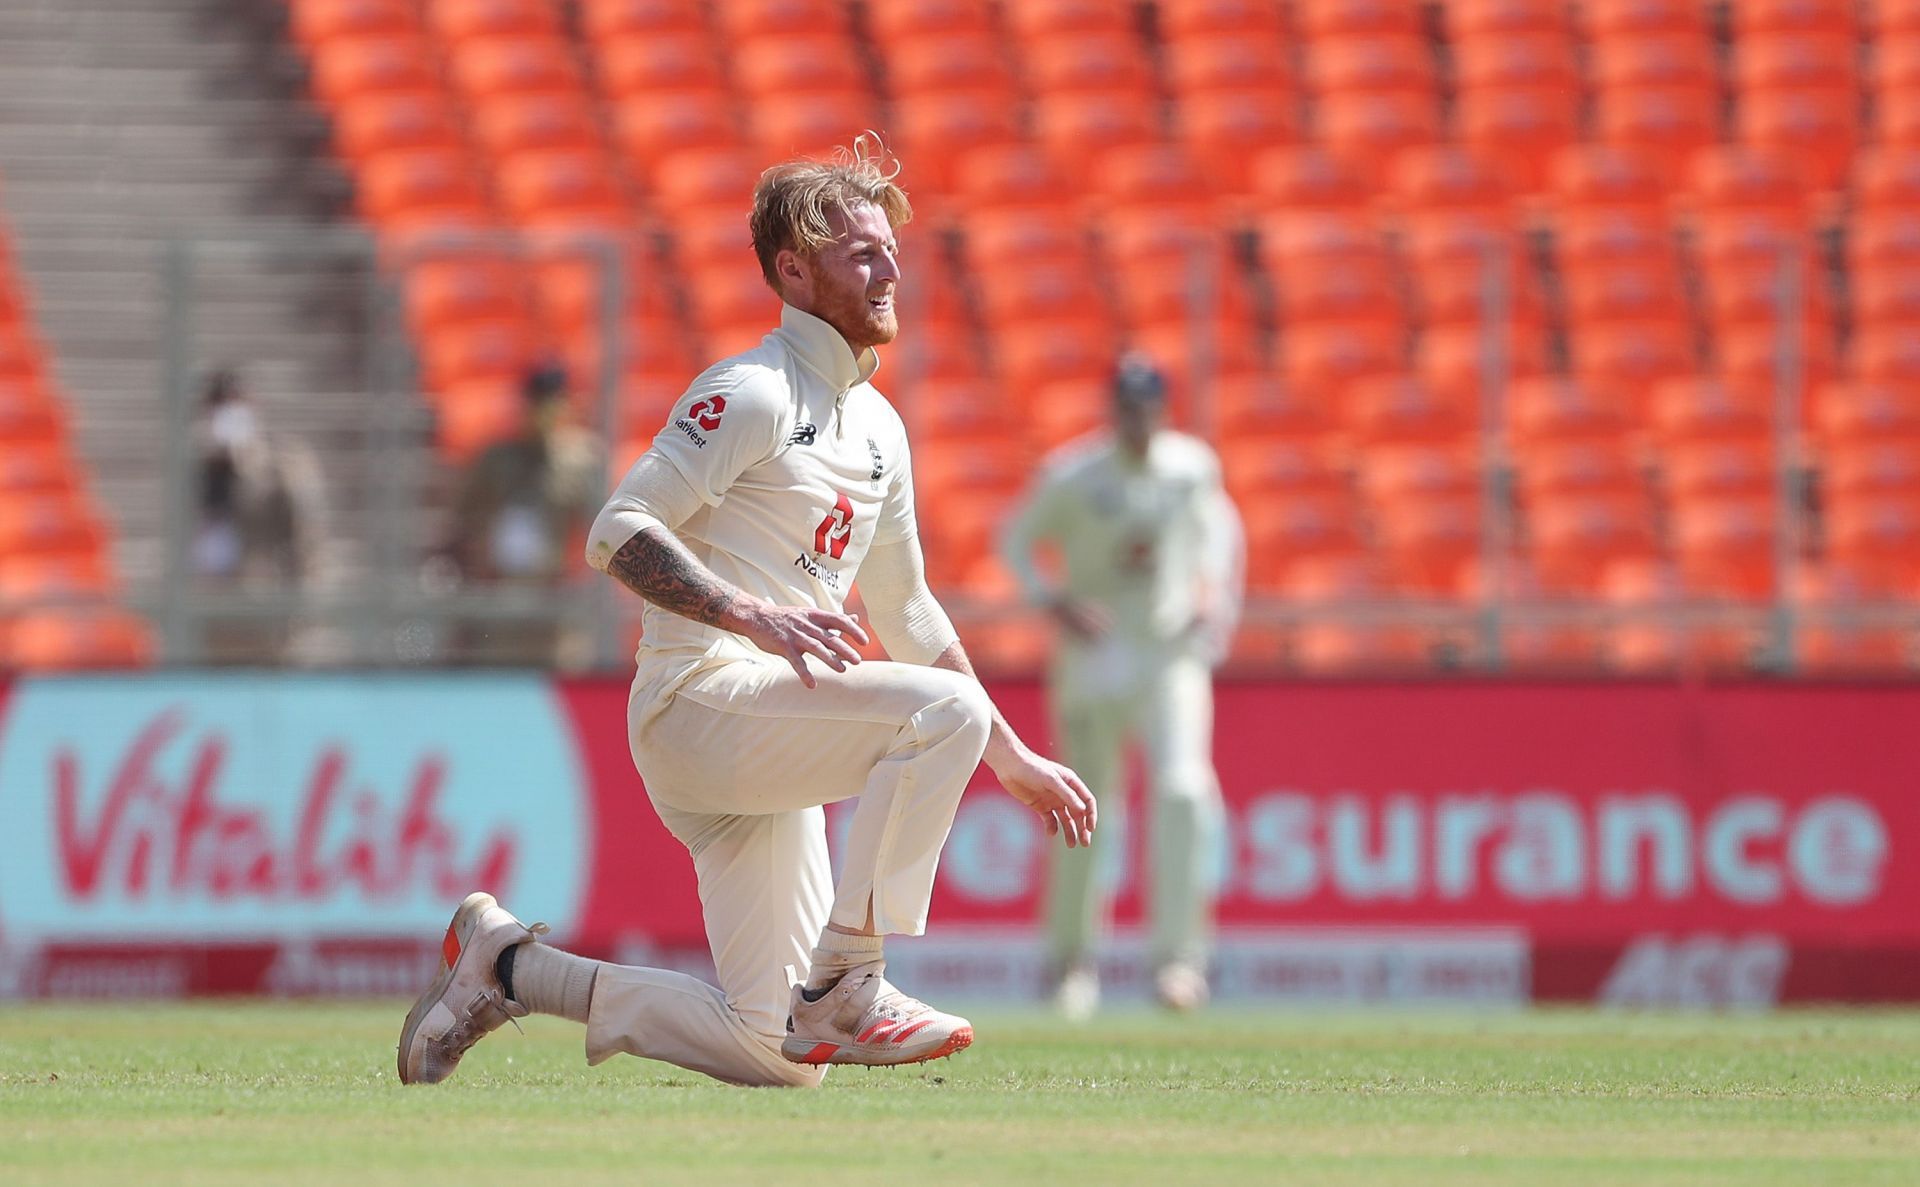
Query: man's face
[
  {"left": 1115, "top": 396, "right": 1164, "bottom": 455},
  {"left": 777, "top": 202, "right": 901, "bottom": 352}
]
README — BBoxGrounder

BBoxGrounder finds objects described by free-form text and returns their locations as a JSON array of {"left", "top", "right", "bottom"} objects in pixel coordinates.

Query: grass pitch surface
[{"left": 1, "top": 1003, "right": 1916, "bottom": 1186}]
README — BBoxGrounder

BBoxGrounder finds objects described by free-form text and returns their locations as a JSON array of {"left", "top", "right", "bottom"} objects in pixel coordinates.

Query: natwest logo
[
  {"left": 0, "top": 676, "right": 591, "bottom": 944},
  {"left": 54, "top": 710, "right": 512, "bottom": 903}
]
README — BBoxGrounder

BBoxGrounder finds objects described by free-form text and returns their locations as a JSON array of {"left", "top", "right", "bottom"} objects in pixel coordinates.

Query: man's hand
[
  {"left": 1048, "top": 596, "right": 1113, "bottom": 642},
  {"left": 990, "top": 744, "right": 1098, "bottom": 848},
  {"left": 732, "top": 601, "right": 869, "bottom": 689}
]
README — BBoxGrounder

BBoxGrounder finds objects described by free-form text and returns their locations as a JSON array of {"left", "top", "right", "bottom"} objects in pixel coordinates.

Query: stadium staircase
[{"left": 0, "top": 0, "right": 416, "bottom": 632}]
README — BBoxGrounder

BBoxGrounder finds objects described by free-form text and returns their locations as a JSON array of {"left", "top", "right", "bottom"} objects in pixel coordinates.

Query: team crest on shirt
[{"left": 866, "top": 437, "right": 885, "bottom": 490}]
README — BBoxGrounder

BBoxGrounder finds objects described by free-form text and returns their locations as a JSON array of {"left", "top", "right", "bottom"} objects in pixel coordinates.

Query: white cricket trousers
[
  {"left": 1045, "top": 641, "right": 1224, "bottom": 974},
  {"left": 581, "top": 653, "right": 992, "bottom": 1087}
]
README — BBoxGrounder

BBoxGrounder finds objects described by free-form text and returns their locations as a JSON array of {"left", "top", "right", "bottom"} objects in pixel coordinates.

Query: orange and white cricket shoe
[
  {"left": 781, "top": 960, "right": 973, "bottom": 1067},
  {"left": 397, "top": 891, "right": 546, "bottom": 1085}
]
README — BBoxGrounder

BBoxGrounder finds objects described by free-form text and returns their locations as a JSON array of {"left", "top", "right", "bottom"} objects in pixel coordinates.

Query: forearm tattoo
[{"left": 604, "top": 527, "right": 739, "bottom": 627}]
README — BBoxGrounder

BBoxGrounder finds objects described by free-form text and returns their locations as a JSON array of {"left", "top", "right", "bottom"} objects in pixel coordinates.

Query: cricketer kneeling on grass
[{"left": 397, "top": 139, "right": 1097, "bottom": 1088}]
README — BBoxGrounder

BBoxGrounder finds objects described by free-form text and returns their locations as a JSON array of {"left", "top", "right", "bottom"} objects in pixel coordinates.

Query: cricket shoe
[
  {"left": 781, "top": 960, "right": 973, "bottom": 1067},
  {"left": 1154, "top": 962, "right": 1210, "bottom": 1013},
  {"left": 397, "top": 891, "right": 547, "bottom": 1085}
]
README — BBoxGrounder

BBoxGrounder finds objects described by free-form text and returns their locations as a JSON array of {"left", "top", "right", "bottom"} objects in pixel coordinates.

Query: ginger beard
[{"left": 792, "top": 203, "right": 900, "bottom": 352}]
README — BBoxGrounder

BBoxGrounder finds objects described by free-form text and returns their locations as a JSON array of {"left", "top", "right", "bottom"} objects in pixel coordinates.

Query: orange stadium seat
[
  {"left": 591, "top": 33, "right": 728, "bottom": 100},
  {"left": 1447, "top": 0, "right": 1570, "bottom": 38},
  {"left": 1738, "top": 89, "right": 1860, "bottom": 192},
  {"left": 1259, "top": 211, "right": 1394, "bottom": 288},
  {"left": 1685, "top": 146, "right": 1817, "bottom": 219},
  {"left": 1165, "top": 34, "right": 1297, "bottom": 96},
  {"left": 649, "top": 146, "right": 762, "bottom": 211},
  {"left": 1417, "top": 323, "right": 1549, "bottom": 405},
  {"left": 0, "top": 551, "right": 114, "bottom": 601},
  {"left": 1717, "top": 325, "right": 1839, "bottom": 394},
  {"left": 5, "top": 610, "right": 153, "bottom": 670},
  {"left": 949, "top": 143, "right": 1076, "bottom": 212},
  {"left": 435, "top": 379, "right": 526, "bottom": 458},
  {"left": 1002, "top": 0, "right": 1134, "bottom": 39},
  {"left": 1456, "top": 89, "right": 1582, "bottom": 193},
  {"left": 1293, "top": 0, "right": 1424, "bottom": 39},
  {"left": 1453, "top": 33, "right": 1580, "bottom": 92},
  {"left": 1527, "top": 492, "right": 1660, "bottom": 593},
  {"left": 1316, "top": 91, "right": 1443, "bottom": 187},
  {"left": 1176, "top": 91, "right": 1304, "bottom": 195},
  {"left": 1700, "top": 266, "right": 1834, "bottom": 343},
  {"left": 1507, "top": 376, "right": 1635, "bottom": 447},
  {"left": 975, "top": 265, "right": 1110, "bottom": 326},
  {"left": 1572, "top": 321, "right": 1699, "bottom": 408},
  {"left": 311, "top": 35, "right": 440, "bottom": 106},
  {"left": 1552, "top": 209, "right": 1680, "bottom": 273},
  {"left": 292, "top": 0, "right": 419, "bottom": 49},
  {"left": 0, "top": 380, "right": 64, "bottom": 444},
  {"left": 1590, "top": 33, "right": 1718, "bottom": 95},
  {"left": 892, "top": 97, "right": 1023, "bottom": 197},
  {"left": 963, "top": 210, "right": 1090, "bottom": 270},
  {"left": 1595, "top": 86, "right": 1721, "bottom": 186},
  {"left": 713, "top": 0, "right": 850, "bottom": 41},
  {"left": 994, "top": 318, "right": 1120, "bottom": 392},
  {"left": 404, "top": 254, "right": 532, "bottom": 333},
  {"left": 579, "top": 0, "right": 707, "bottom": 40},
  {"left": 1401, "top": 210, "right": 1533, "bottom": 279},
  {"left": 427, "top": 0, "right": 560, "bottom": 44},
  {"left": 612, "top": 93, "right": 742, "bottom": 173},
  {"left": 472, "top": 93, "right": 603, "bottom": 158},
  {"left": 1562, "top": 265, "right": 1692, "bottom": 328},
  {"left": 0, "top": 441, "right": 78, "bottom": 496},
  {"left": 884, "top": 34, "right": 1019, "bottom": 101},
  {"left": 1825, "top": 439, "right": 1920, "bottom": 500},
  {"left": 1389, "top": 146, "right": 1516, "bottom": 216},
  {"left": 1666, "top": 439, "right": 1778, "bottom": 500},
  {"left": 1583, "top": 0, "right": 1710, "bottom": 38},
  {"left": 1414, "top": 261, "right": 1548, "bottom": 332},
  {"left": 1347, "top": 375, "right": 1473, "bottom": 444},
  {"left": 333, "top": 93, "right": 465, "bottom": 162},
  {"left": 1848, "top": 214, "right": 1920, "bottom": 277},
  {"left": 1794, "top": 562, "right": 1916, "bottom": 674},
  {"left": 1671, "top": 496, "right": 1778, "bottom": 598},
  {"left": 1273, "top": 265, "right": 1406, "bottom": 329},
  {"left": 1024, "top": 32, "right": 1157, "bottom": 97},
  {"left": 1875, "top": 34, "right": 1920, "bottom": 98},
  {"left": 1248, "top": 145, "right": 1372, "bottom": 211},
  {"left": 1032, "top": 93, "right": 1161, "bottom": 177},
  {"left": 1828, "top": 494, "right": 1920, "bottom": 587},
  {"left": 1214, "top": 371, "right": 1337, "bottom": 437},
  {"left": 1241, "top": 494, "right": 1367, "bottom": 588},
  {"left": 1854, "top": 269, "right": 1920, "bottom": 329},
  {"left": 901, "top": 377, "right": 1012, "bottom": 444},
  {"left": 1549, "top": 144, "right": 1670, "bottom": 215},
  {"left": 1281, "top": 322, "right": 1405, "bottom": 399},
  {"left": 1112, "top": 255, "right": 1258, "bottom": 330},
  {"left": 357, "top": 149, "right": 491, "bottom": 226},
  {"left": 1094, "top": 144, "right": 1220, "bottom": 213},
  {"left": 733, "top": 36, "right": 870, "bottom": 99},
  {"left": 865, "top": 0, "right": 996, "bottom": 44},
  {"left": 496, "top": 150, "right": 628, "bottom": 228},
  {"left": 1307, "top": 36, "right": 1438, "bottom": 98},
  {"left": 450, "top": 37, "right": 585, "bottom": 100},
  {"left": 1733, "top": 0, "right": 1858, "bottom": 37},
  {"left": 1159, "top": 0, "right": 1286, "bottom": 38},
  {"left": 1736, "top": 33, "right": 1859, "bottom": 93},
  {"left": 1221, "top": 431, "right": 1347, "bottom": 495},
  {"left": 1816, "top": 381, "right": 1920, "bottom": 444},
  {"left": 683, "top": 266, "right": 783, "bottom": 332},
  {"left": 421, "top": 316, "right": 540, "bottom": 390},
  {"left": 1854, "top": 148, "right": 1920, "bottom": 214},
  {"left": 1516, "top": 440, "right": 1643, "bottom": 505},
  {"left": 1024, "top": 378, "right": 1112, "bottom": 449},
  {"left": 1691, "top": 210, "right": 1820, "bottom": 274},
  {"left": 749, "top": 91, "right": 878, "bottom": 159},
  {"left": 0, "top": 492, "right": 107, "bottom": 557},
  {"left": 1360, "top": 442, "right": 1477, "bottom": 504},
  {"left": 1374, "top": 493, "right": 1483, "bottom": 595}
]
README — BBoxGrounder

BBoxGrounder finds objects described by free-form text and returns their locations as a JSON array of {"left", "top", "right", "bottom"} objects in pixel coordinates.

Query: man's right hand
[
  {"left": 1048, "top": 596, "right": 1113, "bottom": 642},
  {"left": 731, "top": 600, "right": 870, "bottom": 689}
]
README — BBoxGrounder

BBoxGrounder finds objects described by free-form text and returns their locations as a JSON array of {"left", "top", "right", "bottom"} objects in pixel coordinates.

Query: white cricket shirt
[
  {"left": 1003, "top": 430, "right": 1239, "bottom": 646},
  {"left": 591, "top": 304, "right": 917, "bottom": 663}
]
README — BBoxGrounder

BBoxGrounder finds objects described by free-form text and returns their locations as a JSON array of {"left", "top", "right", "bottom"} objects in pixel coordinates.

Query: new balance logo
[{"left": 788, "top": 423, "right": 818, "bottom": 446}]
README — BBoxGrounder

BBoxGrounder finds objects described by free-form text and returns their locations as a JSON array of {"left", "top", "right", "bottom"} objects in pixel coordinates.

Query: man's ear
[{"left": 775, "top": 248, "right": 809, "bottom": 297}]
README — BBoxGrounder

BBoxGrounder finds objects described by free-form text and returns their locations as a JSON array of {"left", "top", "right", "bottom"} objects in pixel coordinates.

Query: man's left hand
[{"left": 990, "top": 746, "right": 1098, "bottom": 848}]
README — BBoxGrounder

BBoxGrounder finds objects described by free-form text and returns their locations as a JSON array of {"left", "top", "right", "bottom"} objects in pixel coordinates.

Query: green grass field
[{"left": 1, "top": 1003, "right": 1917, "bottom": 1186}]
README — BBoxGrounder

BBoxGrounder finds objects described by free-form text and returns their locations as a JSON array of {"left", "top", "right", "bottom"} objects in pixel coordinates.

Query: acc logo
[
  {"left": 814, "top": 492, "right": 856, "bottom": 560},
  {"left": 688, "top": 395, "right": 727, "bottom": 432}
]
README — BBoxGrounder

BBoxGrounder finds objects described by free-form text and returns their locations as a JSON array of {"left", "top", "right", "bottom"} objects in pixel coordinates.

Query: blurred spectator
[
  {"left": 1001, "top": 354, "right": 1244, "bottom": 1017},
  {"left": 193, "top": 368, "right": 326, "bottom": 661},
  {"left": 447, "top": 361, "right": 604, "bottom": 665}
]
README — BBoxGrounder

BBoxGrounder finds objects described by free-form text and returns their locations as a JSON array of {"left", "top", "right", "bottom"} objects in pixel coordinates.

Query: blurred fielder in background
[
  {"left": 1003, "top": 356, "right": 1243, "bottom": 1017},
  {"left": 398, "top": 140, "right": 1096, "bottom": 1088}
]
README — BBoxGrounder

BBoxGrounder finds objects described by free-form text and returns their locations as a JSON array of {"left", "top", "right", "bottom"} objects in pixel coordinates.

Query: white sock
[
  {"left": 804, "top": 930, "right": 884, "bottom": 992},
  {"left": 510, "top": 942, "right": 599, "bottom": 1023}
]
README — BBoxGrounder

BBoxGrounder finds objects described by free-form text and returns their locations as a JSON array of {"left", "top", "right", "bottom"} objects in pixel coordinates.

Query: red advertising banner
[{"left": 1, "top": 675, "right": 1916, "bottom": 1004}]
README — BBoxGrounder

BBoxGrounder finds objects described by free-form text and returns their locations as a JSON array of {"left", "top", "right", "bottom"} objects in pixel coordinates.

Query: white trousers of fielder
[{"left": 581, "top": 653, "right": 991, "bottom": 1087}]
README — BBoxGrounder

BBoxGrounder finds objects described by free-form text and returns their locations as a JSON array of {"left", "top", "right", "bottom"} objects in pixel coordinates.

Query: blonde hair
[{"left": 749, "top": 133, "right": 912, "bottom": 291}]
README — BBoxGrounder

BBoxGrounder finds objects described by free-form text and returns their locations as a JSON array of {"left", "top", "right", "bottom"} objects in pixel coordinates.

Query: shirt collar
[{"left": 774, "top": 303, "right": 880, "bottom": 392}]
